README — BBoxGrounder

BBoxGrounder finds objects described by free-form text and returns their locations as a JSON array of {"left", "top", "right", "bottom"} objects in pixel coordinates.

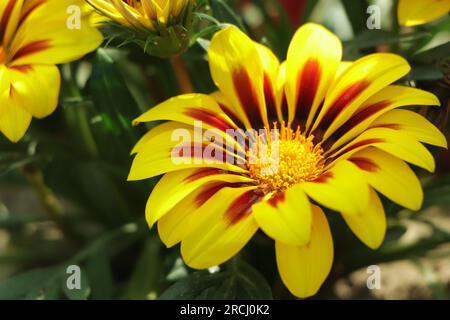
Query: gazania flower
[
  {"left": 129, "top": 23, "right": 447, "bottom": 298},
  {"left": 398, "top": 0, "right": 450, "bottom": 27},
  {"left": 0, "top": 0, "right": 102, "bottom": 142},
  {"left": 86, "top": 0, "right": 194, "bottom": 56}
]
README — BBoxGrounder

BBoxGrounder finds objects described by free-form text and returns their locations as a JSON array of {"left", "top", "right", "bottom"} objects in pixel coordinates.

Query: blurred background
[{"left": 0, "top": 0, "right": 449, "bottom": 299}]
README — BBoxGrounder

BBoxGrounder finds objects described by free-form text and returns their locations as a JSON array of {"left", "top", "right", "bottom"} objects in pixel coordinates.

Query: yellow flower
[
  {"left": 129, "top": 24, "right": 447, "bottom": 298},
  {"left": 86, "top": 0, "right": 193, "bottom": 31},
  {"left": 0, "top": 0, "right": 103, "bottom": 142},
  {"left": 398, "top": 0, "right": 450, "bottom": 26}
]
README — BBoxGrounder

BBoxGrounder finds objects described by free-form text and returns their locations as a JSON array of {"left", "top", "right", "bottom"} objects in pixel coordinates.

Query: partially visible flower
[
  {"left": 86, "top": 0, "right": 195, "bottom": 57},
  {"left": 398, "top": 0, "right": 450, "bottom": 26},
  {"left": 129, "top": 24, "right": 447, "bottom": 298},
  {"left": 0, "top": 0, "right": 103, "bottom": 142}
]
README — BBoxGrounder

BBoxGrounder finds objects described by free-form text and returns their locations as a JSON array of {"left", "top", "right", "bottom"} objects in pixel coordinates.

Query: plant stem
[
  {"left": 22, "top": 164, "right": 80, "bottom": 245},
  {"left": 170, "top": 54, "right": 194, "bottom": 94}
]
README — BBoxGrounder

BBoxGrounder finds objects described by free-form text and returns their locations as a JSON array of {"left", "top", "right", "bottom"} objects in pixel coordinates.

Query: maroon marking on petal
[
  {"left": 184, "top": 108, "right": 235, "bottom": 132},
  {"left": 224, "top": 190, "right": 261, "bottom": 225},
  {"left": 184, "top": 168, "right": 225, "bottom": 183},
  {"left": 313, "top": 172, "right": 334, "bottom": 183},
  {"left": 267, "top": 192, "right": 286, "bottom": 208},
  {"left": 10, "top": 64, "right": 33, "bottom": 73},
  {"left": 12, "top": 39, "right": 51, "bottom": 61},
  {"left": 264, "top": 73, "right": 278, "bottom": 121},
  {"left": 349, "top": 157, "right": 378, "bottom": 172},
  {"left": 332, "top": 138, "right": 385, "bottom": 160},
  {"left": 370, "top": 123, "right": 401, "bottom": 130},
  {"left": 195, "top": 183, "right": 228, "bottom": 207},
  {"left": 18, "top": 0, "right": 46, "bottom": 26},
  {"left": 295, "top": 58, "right": 322, "bottom": 123},
  {"left": 280, "top": 91, "right": 289, "bottom": 121},
  {"left": 233, "top": 67, "right": 264, "bottom": 128},
  {"left": 327, "top": 100, "right": 391, "bottom": 142},
  {"left": 174, "top": 143, "right": 237, "bottom": 164},
  {"left": 0, "top": 0, "right": 18, "bottom": 43},
  {"left": 319, "top": 80, "right": 370, "bottom": 129},
  {"left": 219, "top": 103, "right": 245, "bottom": 129}
]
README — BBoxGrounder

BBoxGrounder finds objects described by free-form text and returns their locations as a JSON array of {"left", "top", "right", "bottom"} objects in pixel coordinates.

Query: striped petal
[
  {"left": 0, "top": 0, "right": 23, "bottom": 47},
  {"left": 313, "top": 53, "right": 411, "bottom": 140},
  {"left": 327, "top": 85, "right": 440, "bottom": 152},
  {"left": 128, "top": 122, "right": 247, "bottom": 181},
  {"left": 208, "top": 26, "right": 268, "bottom": 129},
  {"left": 302, "top": 160, "right": 370, "bottom": 215},
  {"left": 398, "top": 0, "right": 450, "bottom": 27},
  {"left": 341, "top": 188, "right": 386, "bottom": 250},
  {"left": 285, "top": 23, "right": 342, "bottom": 130},
  {"left": 370, "top": 109, "right": 448, "bottom": 148},
  {"left": 146, "top": 167, "right": 254, "bottom": 228},
  {"left": 9, "top": 0, "right": 103, "bottom": 66},
  {"left": 349, "top": 147, "right": 423, "bottom": 211},
  {"left": 181, "top": 186, "right": 261, "bottom": 269},
  {"left": 330, "top": 127, "right": 435, "bottom": 172},
  {"left": 276, "top": 205, "right": 333, "bottom": 298},
  {"left": 252, "top": 185, "right": 312, "bottom": 246}
]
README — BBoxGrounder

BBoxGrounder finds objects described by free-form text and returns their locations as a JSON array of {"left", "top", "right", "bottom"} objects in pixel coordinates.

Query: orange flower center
[{"left": 247, "top": 122, "right": 325, "bottom": 193}]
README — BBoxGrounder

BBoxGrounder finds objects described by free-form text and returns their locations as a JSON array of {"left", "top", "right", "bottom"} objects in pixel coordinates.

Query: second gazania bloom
[{"left": 129, "top": 23, "right": 446, "bottom": 298}]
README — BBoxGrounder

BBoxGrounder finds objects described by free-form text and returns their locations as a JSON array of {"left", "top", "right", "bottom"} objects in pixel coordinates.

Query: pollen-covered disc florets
[{"left": 247, "top": 123, "right": 325, "bottom": 193}]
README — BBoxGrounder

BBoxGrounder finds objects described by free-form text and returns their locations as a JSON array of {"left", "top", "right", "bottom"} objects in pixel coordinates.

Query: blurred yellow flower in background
[
  {"left": 398, "top": 0, "right": 450, "bottom": 26},
  {"left": 0, "top": 0, "right": 103, "bottom": 142},
  {"left": 129, "top": 24, "right": 447, "bottom": 298}
]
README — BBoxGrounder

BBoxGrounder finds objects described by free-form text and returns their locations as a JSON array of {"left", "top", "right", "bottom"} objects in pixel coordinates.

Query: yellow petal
[
  {"left": 327, "top": 85, "right": 440, "bottom": 152},
  {"left": 0, "top": 0, "right": 23, "bottom": 46},
  {"left": 302, "top": 160, "right": 370, "bottom": 215},
  {"left": 285, "top": 23, "right": 342, "bottom": 130},
  {"left": 330, "top": 127, "right": 435, "bottom": 172},
  {"left": 0, "top": 88, "right": 32, "bottom": 142},
  {"left": 252, "top": 185, "right": 312, "bottom": 246},
  {"left": 208, "top": 26, "right": 268, "bottom": 129},
  {"left": 341, "top": 188, "right": 386, "bottom": 249},
  {"left": 276, "top": 205, "right": 333, "bottom": 298},
  {"left": 6, "top": 65, "right": 60, "bottom": 118},
  {"left": 398, "top": 0, "right": 450, "bottom": 26},
  {"left": 370, "top": 109, "right": 447, "bottom": 148},
  {"left": 313, "top": 53, "right": 411, "bottom": 140},
  {"left": 181, "top": 186, "right": 260, "bottom": 269},
  {"left": 146, "top": 167, "right": 254, "bottom": 228},
  {"left": 349, "top": 147, "right": 423, "bottom": 211}
]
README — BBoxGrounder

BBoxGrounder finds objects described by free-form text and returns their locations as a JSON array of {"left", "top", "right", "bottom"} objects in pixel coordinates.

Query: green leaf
[
  {"left": 126, "top": 236, "right": 162, "bottom": 299},
  {"left": 210, "top": 0, "right": 247, "bottom": 32},
  {"left": 0, "top": 266, "right": 62, "bottom": 299},
  {"left": 159, "top": 259, "right": 272, "bottom": 300},
  {"left": 86, "top": 253, "right": 114, "bottom": 300}
]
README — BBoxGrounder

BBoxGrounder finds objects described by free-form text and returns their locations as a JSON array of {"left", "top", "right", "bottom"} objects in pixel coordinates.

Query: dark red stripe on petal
[
  {"left": 195, "top": 183, "right": 228, "bottom": 207},
  {"left": 333, "top": 138, "right": 385, "bottom": 160},
  {"left": 295, "top": 58, "right": 322, "bottom": 124},
  {"left": 18, "top": 0, "right": 46, "bottom": 26},
  {"left": 10, "top": 64, "right": 33, "bottom": 73},
  {"left": 267, "top": 192, "right": 285, "bottom": 208},
  {"left": 184, "top": 168, "right": 225, "bottom": 183},
  {"left": 0, "top": 0, "right": 18, "bottom": 43},
  {"left": 12, "top": 39, "right": 51, "bottom": 61},
  {"left": 349, "top": 157, "right": 378, "bottom": 172},
  {"left": 313, "top": 171, "right": 334, "bottom": 183},
  {"left": 264, "top": 73, "right": 278, "bottom": 122},
  {"left": 319, "top": 80, "right": 370, "bottom": 129},
  {"left": 370, "top": 123, "right": 401, "bottom": 130},
  {"left": 233, "top": 67, "right": 264, "bottom": 128},
  {"left": 219, "top": 103, "right": 245, "bottom": 129},
  {"left": 184, "top": 108, "right": 234, "bottom": 132},
  {"left": 224, "top": 190, "right": 261, "bottom": 225},
  {"left": 327, "top": 100, "right": 391, "bottom": 143}
]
